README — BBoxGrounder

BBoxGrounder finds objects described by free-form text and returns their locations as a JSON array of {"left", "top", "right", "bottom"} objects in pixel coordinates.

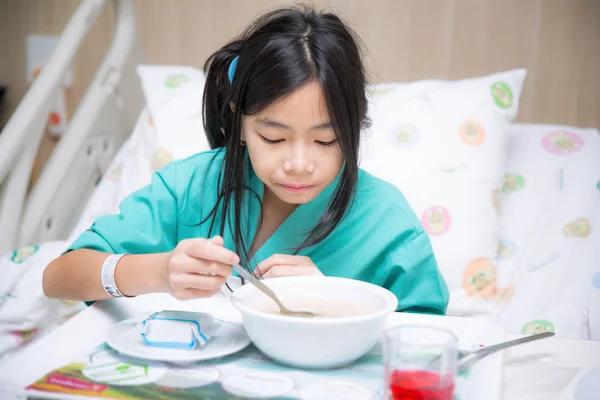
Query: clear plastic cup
[{"left": 382, "top": 325, "right": 458, "bottom": 400}]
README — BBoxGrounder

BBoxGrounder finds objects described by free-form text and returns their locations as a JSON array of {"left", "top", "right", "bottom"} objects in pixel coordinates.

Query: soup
[{"left": 253, "top": 296, "right": 375, "bottom": 318}]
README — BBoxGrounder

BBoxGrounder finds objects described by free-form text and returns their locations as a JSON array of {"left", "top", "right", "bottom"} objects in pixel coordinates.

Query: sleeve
[
  {"left": 66, "top": 162, "right": 179, "bottom": 255},
  {"left": 380, "top": 231, "right": 450, "bottom": 315}
]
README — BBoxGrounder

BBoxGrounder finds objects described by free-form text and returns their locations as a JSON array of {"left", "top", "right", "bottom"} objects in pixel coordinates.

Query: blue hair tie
[{"left": 228, "top": 56, "right": 239, "bottom": 84}]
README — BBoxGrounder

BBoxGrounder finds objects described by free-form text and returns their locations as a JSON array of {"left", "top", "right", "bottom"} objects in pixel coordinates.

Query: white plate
[
  {"left": 209, "top": 294, "right": 243, "bottom": 324},
  {"left": 106, "top": 317, "right": 251, "bottom": 363}
]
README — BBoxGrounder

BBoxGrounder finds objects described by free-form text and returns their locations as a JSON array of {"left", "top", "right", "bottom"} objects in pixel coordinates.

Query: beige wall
[
  {"left": 0, "top": 0, "right": 114, "bottom": 125},
  {"left": 1, "top": 0, "right": 599, "bottom": 129}
]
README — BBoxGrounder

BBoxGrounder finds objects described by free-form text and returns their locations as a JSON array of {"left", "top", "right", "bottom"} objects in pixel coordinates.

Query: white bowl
[{"left": 231, "top": 276, "right": 398, "bottom": 369}]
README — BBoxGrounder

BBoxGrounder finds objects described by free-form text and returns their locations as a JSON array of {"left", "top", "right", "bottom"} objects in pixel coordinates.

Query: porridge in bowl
[
  {"left": 253, "top": 296, "right": 376, "bottom": 318},
  {"left": 232, "top": 276, "right": 398, "bottom": 369}
]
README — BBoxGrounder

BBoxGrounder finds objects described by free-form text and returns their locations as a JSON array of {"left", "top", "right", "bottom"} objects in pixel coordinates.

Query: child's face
[{"left": 243, "top": 81, "right": 343, "bottom": 205}]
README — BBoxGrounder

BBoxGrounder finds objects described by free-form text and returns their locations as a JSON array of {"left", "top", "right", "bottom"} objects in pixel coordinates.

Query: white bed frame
[{"left": 0, "top": 0, "right": 144, "bottom": 252}]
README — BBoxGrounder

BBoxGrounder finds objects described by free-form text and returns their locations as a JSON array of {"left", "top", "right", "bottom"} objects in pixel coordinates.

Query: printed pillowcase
[
  {"left": 137, "top": 65, "right": 210, "bottom": 173},
  {"left": 360, "top": 69, "right": 527, "bottom": 317}
]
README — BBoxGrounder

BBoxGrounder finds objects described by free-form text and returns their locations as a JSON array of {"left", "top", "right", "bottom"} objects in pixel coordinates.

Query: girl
[{"left": 43, "top": 6, "right": 449, "bottom": 314}]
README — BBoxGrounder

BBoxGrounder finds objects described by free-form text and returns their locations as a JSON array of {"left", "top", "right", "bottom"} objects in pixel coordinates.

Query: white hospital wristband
[{"left": 101, "top": 254, "right": 129, "bottom": 298}]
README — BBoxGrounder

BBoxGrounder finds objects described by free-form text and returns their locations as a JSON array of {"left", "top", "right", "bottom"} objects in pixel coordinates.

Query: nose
[{"left": 282, "top": 143, "right": 315, "bottom": 173}]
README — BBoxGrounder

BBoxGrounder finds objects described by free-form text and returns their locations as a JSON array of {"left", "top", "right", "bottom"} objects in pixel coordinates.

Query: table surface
[{"left": 1, "top": 292, "right": 599, "bottom": 400}]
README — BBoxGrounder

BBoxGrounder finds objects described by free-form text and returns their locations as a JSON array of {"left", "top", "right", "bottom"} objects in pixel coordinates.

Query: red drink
[{"left": 388, "top": 369, "right": 454, "bottom": 400}]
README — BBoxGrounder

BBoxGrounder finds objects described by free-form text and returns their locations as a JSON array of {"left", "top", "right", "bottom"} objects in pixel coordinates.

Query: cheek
[
  {"left": 246, "top": 144, "right": 279, "bottom": 178},
  {"left": 323, "top": 146, "right": 344, "bottom": 175}
]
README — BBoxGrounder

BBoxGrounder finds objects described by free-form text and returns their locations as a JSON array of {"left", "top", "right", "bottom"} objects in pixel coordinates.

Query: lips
[{"left": 277, "top": 183, "right": 316, "bottom": 193}]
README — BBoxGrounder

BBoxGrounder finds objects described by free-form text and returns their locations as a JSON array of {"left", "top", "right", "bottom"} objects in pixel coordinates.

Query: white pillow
[
  {"left": 360, "top": 69, "right": 527, "bottom": 317},
  {"left": 136, "top": 65, "right": 205, "bottom": 117},
  {"left": 137, "top": 65, "right": 209, "bottom": 172},
  {"left": 368, "top": 68, "right": 525, "bottom": 121}
]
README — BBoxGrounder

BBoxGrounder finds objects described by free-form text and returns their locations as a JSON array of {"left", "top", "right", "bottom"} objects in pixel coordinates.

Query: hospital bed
[
  {"left": 0, "top": 0, "right": 144, "bottom": 253},
  {"left": 0, "top": 0, "right": 598, "bottom": 363}
]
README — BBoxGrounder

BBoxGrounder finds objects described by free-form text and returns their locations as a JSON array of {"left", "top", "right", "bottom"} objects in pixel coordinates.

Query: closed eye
[
  {"left": 259, "top": 134, "right": 284, "bottom": 144},
  {"left": 316, "top": 139, "right": 337, "bottom": 146}
]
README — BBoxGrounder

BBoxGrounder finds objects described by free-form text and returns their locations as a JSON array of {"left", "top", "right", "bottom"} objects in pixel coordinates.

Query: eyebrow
[{"left": 256, "top": 118, "right": 332, "bottom": 131}]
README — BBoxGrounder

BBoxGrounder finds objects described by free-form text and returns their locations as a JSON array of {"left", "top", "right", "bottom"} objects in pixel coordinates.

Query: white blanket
[{"left": 0, "top": 241, "right": 84, "bottom": 361}]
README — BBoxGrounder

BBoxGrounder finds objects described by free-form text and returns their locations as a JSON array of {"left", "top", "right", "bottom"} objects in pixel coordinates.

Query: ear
[{"left": 229, "top": 102, "right": 236, "bottom": 112}]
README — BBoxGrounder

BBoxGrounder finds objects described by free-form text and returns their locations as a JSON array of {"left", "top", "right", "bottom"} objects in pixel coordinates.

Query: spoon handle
[
  {"left": 231, "top": 264, "right": 289, "bottom": 313},
  {"left": 458, "top": 331, "right": 555, "bottom": 372},
  {"left": 471, "top": 331, "right": 555, "bottom": 356}
]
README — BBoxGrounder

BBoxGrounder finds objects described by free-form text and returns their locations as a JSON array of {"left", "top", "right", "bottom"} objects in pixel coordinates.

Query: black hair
[{"left": 201, "top": 4, "right": 370, "bottom": 272}]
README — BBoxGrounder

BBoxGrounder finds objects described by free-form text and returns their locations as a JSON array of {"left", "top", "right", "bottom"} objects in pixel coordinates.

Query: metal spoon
[
  {"left": 232, "top": 264, "right": 317, "bottom": 318},
  {"left": 428, "top": 331, "right": 555, "bottom": 373}
]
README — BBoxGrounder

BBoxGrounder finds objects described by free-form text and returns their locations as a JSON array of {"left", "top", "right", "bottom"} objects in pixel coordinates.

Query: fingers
[
  {"left": 207, "top": 235, "right": 224, "bottom": 247},
  {"left": 180, "top": 237, "right": 240, "bottom": 266},
  {"left": 170, "top": 253, "right": 233, "bottom": 278},
  {"left": 256, "top": 254, "right": 312, "bottom": 275},
  {"left": 170, "top": 272, "right": 227, "bottom": 292},
  {"left": 262, "top": 266, "right": 315, "bottom": 279},
  {"left": 166, "top": 236, "right": 236, "bottom": 301}
]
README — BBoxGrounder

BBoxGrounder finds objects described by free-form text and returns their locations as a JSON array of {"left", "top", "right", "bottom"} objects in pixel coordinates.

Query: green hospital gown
[{"left": 68, "top": 149, "right": 449, "bottom": 314}]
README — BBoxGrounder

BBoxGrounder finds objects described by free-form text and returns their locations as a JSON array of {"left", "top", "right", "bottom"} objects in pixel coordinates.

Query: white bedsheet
[{"left": 493, "top": 124, "right": 600, "bottom": 340}]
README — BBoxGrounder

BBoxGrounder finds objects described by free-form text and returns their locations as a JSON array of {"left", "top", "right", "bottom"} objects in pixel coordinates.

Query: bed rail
[{"left": 0, "top": 0, "right": 144, "bottom": 251}]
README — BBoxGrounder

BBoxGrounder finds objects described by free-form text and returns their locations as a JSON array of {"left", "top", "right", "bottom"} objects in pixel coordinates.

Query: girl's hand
[
  {"left": 255, "top": 254, "right": 323, "bottom": 279},
  {"left": 164, "top": 236, "right": 239, "bottom": 300}
]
